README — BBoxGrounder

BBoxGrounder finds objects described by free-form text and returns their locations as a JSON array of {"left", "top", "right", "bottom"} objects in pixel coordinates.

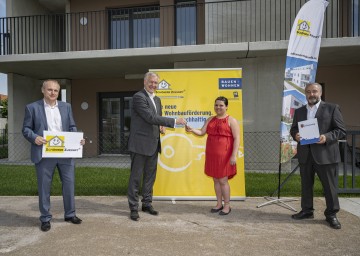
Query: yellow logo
[
  {"left": 45, "top": 135, "right": 65, "bottom": 153},
  {"left": 296, "top": 20, "right": 310, "bottom": 37},
  {"left": 157, "top": 79, "right": 185, "bottom": 99},
  {"left": 158, "top": 80, "right": 171, "bottom": 90}
]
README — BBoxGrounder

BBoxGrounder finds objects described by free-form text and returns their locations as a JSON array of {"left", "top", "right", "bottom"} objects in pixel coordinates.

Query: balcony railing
[{"left": 0, "top": 0, "right": 359, "bottom": 55}]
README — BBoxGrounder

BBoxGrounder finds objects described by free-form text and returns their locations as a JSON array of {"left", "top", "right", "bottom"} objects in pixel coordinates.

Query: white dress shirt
[
  {"left": 44, "top": 100, "right": 62, "bottom": 132},
  {"left": 144, "top": 88, "right": 157, "bottom": 111},
  {"left": 306, "top": 100, "right": 321, "bottom": 120}
]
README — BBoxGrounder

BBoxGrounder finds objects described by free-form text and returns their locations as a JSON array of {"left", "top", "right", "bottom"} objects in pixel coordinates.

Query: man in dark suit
[
  {"left": 127, "top": 72, "right": 186, "bottom": 221},
  {"left": 290, "top": 82, "right": 346, "bottom": 229},
  {"left": 22, "top": 79, "right": 84, "bottom": 231}
]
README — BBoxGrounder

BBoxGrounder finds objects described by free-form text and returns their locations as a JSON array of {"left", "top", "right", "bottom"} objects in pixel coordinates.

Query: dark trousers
[
  {"left": 127, "top": 152, "right": 158, "bottom": 210},
  {"left": 299, "top": 151, "right": 340, "bottom": 217}
]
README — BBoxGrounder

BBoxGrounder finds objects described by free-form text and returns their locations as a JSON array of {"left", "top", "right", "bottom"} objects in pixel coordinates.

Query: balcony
[{"left": 0, "top": 0, "right": 359, "bottom": 55}]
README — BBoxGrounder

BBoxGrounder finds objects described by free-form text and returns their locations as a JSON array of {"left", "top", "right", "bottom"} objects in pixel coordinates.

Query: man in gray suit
[
  {"left": 127, "top": 72, "right": 186, "bottom": 221},
  {"left": 290, "top": 82, "right": 346, "bottom": 229},
  {"left": 22, "top": 79, "right": 84, "bottom": 231}
]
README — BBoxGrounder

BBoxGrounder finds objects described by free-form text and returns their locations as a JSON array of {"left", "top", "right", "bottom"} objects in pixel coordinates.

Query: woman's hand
[
  {"left": 185, "top": 125, "right": 193, "bottom": 132},
  {"left": 230, "top": 155, "right": 236, "bottom": 165}
]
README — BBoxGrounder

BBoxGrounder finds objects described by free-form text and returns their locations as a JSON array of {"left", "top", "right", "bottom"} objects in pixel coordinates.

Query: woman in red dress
[{"left": 186, "top": 96, "right": 240, "bottom": 215}]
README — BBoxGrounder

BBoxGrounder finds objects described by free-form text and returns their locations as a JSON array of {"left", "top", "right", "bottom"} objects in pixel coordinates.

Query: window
[
  {"left": 176, "top": 1, "right": 197, "bottom": 45},
  {"left": 109, "top": 6, "right": 160, "bottom": 49},
  {"left": 351, "top": 0, "right": 359, "bottom": 36}
]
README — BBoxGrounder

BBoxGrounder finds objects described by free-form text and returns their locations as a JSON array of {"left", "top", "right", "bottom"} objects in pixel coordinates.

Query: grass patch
[{"left": 0, "top": 165, "right": 358, "bottom": 197}]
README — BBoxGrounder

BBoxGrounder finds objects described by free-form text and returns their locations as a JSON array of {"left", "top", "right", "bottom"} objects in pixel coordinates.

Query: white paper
[
  {"left": 298, "top": 118, "right": 320, "bottom": 145},
  {"left": 42, "top": 131, "right": 83, "bottom": 158}
]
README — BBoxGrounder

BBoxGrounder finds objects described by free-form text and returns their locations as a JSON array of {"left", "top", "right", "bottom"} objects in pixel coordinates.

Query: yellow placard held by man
[{"left": 42, "top": 131, "right": 84, "bottom": 158}]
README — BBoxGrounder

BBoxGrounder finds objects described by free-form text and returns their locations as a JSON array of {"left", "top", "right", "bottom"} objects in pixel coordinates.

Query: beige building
[{"left": 0, "top": 0, "right": 359, "bottom": 168}]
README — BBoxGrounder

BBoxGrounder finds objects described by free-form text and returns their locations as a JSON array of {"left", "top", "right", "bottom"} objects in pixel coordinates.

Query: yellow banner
[{"left": 152, "top": 69, "right": 245, "bottom": 199}]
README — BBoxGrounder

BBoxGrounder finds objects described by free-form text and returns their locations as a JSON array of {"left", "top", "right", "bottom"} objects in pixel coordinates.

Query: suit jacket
[
  {"left": 128, "top": 89, "right": 175, "bottom": 156},
  {"left": 290, "top": 101, "right": 346, "bottom": 165},
  {"left": 22, "top": 100, "right": 77, "bottom": 164}
]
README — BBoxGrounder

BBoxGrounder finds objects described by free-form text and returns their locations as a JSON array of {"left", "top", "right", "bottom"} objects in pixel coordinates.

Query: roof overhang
[{"left": 0, "top": 38, "right": 359, "bottom": 80}]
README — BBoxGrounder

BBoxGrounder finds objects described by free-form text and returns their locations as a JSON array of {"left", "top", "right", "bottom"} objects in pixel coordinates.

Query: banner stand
[{"left": 257, "top": 161, "right": 298, "bottom": 212}]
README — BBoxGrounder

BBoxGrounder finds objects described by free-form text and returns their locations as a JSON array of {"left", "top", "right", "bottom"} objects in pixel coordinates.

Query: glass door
[{"left": 99, "top": 92, "right": 135, "bottom": 154}]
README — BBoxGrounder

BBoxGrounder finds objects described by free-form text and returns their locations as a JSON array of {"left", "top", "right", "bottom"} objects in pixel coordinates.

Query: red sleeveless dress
[{"left": 204, "top": 116, "right": 237, "bottom": 179}]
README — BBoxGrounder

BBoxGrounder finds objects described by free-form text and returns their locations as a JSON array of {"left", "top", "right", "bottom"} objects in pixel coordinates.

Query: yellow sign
[{"left": 152, "top": 69, "right": 245, "bottom": 199}]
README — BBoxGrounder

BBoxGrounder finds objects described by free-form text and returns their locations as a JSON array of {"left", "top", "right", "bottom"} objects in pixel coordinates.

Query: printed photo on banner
[{"left": 42, "top": 131, "right": 84, "bottom": 158}]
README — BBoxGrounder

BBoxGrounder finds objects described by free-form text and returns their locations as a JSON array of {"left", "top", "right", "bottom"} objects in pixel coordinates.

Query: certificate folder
[{"left": 298, "top": 118, "right": 320, "bottom": 145}]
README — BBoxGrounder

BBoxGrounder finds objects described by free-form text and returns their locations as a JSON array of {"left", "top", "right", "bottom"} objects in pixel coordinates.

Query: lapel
[
  {"left": 142, "top": 89, "right": 157, "bottom": 114},
  {"left": 314, "top": 101, "right": 325, "bottom": 119},
  {"left": 38, "top": 100, "right": 48, "bottom": 130},
  {"left": 57, "top": 101, "right": 67, "bottom": 130},
  {"left": 154, "top": 96, "right": 161, "bottom": 115}
]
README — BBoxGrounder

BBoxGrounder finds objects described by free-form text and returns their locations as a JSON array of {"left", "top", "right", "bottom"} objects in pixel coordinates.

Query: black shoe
[
  {"left": 142, "top": 205, "right": 159, "bottom": 215},
  {"left": 65, "top": 216, "right": 82, "bottom": 224},
  {"left": 326, "top": 216, "right": 341, "bottom": 229},
  {"left": 292, "top": 211, "right": 314, "bottom": 220},
  {"left": 130, "top": 210, "right": 139, "bottom": 221},
  {"left": 41, "top": 221, "right": 51, "bottom": 232},
  {"left": 219, "top": 208, "right": 231, "bottom": 216},
  {"left": 210, "top": 206, "right": 223, "bottom": 213}
]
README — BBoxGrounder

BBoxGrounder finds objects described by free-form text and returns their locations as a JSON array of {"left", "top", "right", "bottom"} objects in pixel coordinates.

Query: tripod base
[{"left": 257, "top": 196, "right": 298, "bottom": 212}]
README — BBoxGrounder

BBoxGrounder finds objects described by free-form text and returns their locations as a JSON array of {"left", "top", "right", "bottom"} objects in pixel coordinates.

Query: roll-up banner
[{"left": 151, "top": 69, "right": 245, "bottom": 200}]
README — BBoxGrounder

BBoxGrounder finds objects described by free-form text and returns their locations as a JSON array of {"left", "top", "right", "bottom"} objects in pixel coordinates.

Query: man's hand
[
  {"left": 295, "top": 133, "right": 301, "bottom": 142},
  {"left": 80, "top": 139, "right": 86, "bottom": 145},
  {"left": 317, "top": 134, "right": 326, "bottom": 144},
  {"left": 160, "top": 126, "right": 166, "bottom": 134},
  {"left": 35, "top": 136, "right": 47, "bottom": 145}
]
